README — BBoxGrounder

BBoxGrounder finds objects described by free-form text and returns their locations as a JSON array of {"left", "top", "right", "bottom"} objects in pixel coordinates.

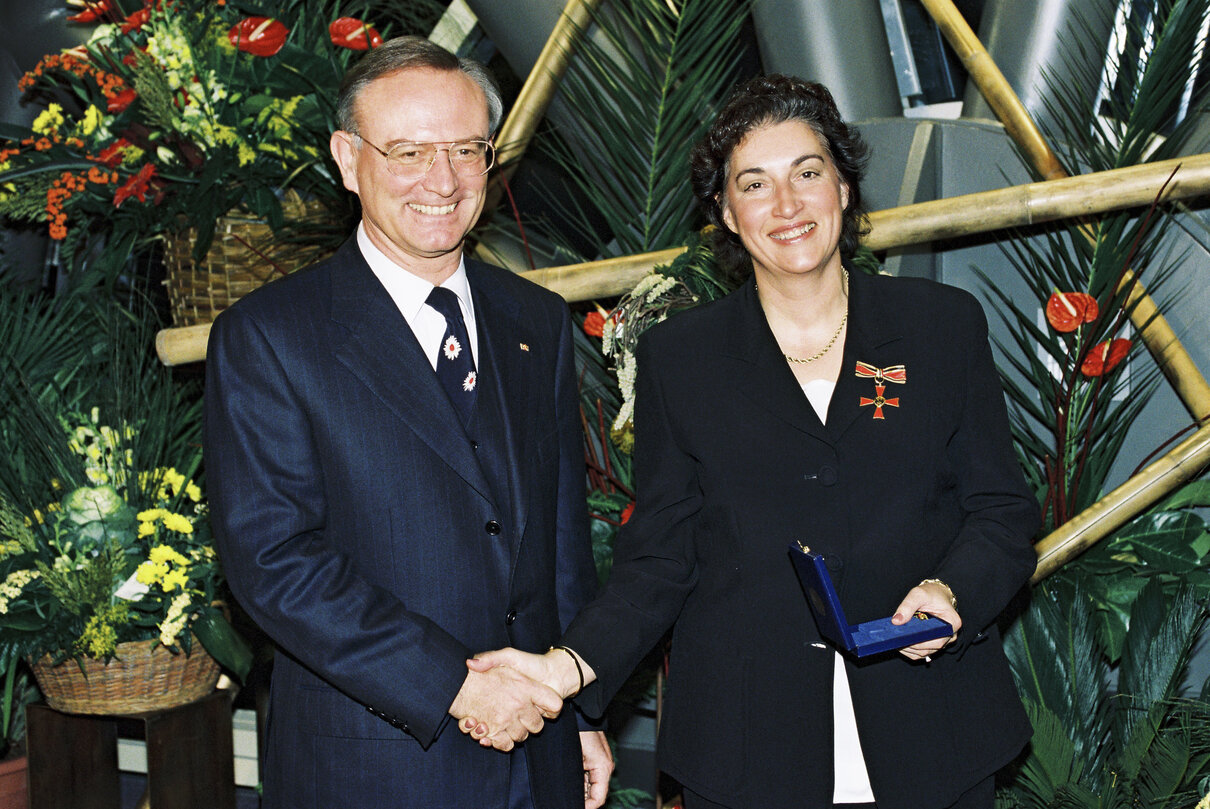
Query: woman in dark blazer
[{"left": 470, "top": 75, "right": 1041, "bottom": 809}]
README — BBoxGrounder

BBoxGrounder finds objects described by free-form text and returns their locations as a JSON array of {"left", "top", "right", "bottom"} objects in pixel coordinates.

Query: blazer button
[
  {"left": 470, "top": 440, "right": 479, "bottom": 450},
  {"left": 505, "top": 610, "right": 517, "bottom": 625},
  {"left": 818, "top": 465, "right": 838, "bottom": 487},
  {"left": 485, "top": 520, "right": 502, "bottom": 535}
]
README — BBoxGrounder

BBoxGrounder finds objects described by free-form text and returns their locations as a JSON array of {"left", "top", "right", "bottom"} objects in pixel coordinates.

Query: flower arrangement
[
  {"left": 0, "top": 407, "right": 249, "bottom": 678},
  {"left": 0, "top": 0, "right": 437, "bottom": 280},
  {"left": 0, "top": 286, "right": 251, "bottom": 687}
]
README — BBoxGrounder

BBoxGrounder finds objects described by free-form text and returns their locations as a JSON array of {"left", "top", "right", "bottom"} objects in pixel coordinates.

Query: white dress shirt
[{"left": 356, "top": 223, "right": 478, "bottom": 370}]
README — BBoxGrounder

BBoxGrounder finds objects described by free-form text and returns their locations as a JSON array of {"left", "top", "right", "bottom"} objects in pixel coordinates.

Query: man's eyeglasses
[{"left": 355, "top": 136, "right": 495, "bottom": 179}]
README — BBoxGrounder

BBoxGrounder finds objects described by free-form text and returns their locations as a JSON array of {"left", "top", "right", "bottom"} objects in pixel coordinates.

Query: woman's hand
[{"left": 892, "top": 580, "right": 961, "bottom": 662}]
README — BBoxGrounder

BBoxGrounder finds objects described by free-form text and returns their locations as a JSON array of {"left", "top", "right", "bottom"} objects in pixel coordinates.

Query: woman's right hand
[{"left": 892, "top": 580, "right": 961, "bottom": 662}]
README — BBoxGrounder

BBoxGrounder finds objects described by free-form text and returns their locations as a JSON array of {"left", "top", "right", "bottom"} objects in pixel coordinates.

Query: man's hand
[
  {"left": 892, "top": 580, "right": 962, "bottom": 662},
  {"left": 460, "top": 647, "right": 596, "bottom": 750},
  {"left": 468, "top": 646, "right": 590, "bottom": 698},
  {"left": 579, "top": 730, "right": 613, "bottom": 809},
  {"left": 448, "top": 665, "right": 563, "bottom": 752}
]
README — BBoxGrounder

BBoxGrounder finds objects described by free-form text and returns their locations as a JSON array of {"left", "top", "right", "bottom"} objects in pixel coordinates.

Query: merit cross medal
[{"left": 856, "top": 361, "right": 906, "bottom": 420}]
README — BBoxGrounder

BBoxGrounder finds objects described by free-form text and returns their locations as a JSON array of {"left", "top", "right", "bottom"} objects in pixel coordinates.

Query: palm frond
[{"left": 534, "top": 0, "right": 751, "bottom": 258}]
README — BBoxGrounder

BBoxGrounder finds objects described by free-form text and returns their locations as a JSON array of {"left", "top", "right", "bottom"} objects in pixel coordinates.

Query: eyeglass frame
[{"left": 353, "top": 134, "right": 496, "bottom": 178}]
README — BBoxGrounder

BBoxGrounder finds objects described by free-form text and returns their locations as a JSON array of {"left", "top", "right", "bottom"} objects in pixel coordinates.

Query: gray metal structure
[
  {"left": 749, "top": 0, "right": 904, "bottom": 119},
  {"left": 962, "top": 0, "right": 1117, "bottom": 130}
]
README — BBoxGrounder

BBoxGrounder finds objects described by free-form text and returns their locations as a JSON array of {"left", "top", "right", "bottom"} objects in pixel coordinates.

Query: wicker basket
[
  {"left": 30, "top": 636, "right": 220, "bottom": 716},
  {"left": 163, "top": 192, "right": 334, "bottom": 327}
]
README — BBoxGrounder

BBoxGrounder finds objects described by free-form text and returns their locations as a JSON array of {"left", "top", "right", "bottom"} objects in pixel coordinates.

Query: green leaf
[{"left": 191, "top": 607, "right": 253, "bottom": 684}]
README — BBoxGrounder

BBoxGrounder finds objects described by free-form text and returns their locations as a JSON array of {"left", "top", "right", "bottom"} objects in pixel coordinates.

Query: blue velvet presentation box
[{"left": 788, "top": 544, "right": 953, "bottom": 657}]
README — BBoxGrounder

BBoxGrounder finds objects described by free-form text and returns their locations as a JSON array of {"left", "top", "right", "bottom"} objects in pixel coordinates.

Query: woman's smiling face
[{"left": 719, "top": 119, "right": 850, "bottom": 282}]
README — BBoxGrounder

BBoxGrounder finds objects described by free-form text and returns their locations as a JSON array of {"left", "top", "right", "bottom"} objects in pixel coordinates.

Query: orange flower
[
  {"left": 1081, "top": 339, "right": 1131, "bottom": 377},
  {"left": 96, "top": 139, "right": 130, "bottom": 167},
  {"left": 106, "top": 87, "right": 137, "bottom": 113},
  {"left": 229, "top": 17, "right": 289, "bottom": 57},
  {"left": 1045, "top": 291, "right": 1099, "bottom": 333},
  {"left": 583, "top": 311, "right": 607, "bottom": 338},
  {"left": 113, "top": 163, "right": 157, "bottom": 207},
  {"left": 67, "top": 0, "right": 115, "bottom": 23},
  {"left": 122, "top": 6, "right": 152, "bottom": 34},
  {"left": 329, "top": 17, "right": 383, "bottom": 50},
  {"left": 620, "top": 502, "right": 635, "bottom": 524}
]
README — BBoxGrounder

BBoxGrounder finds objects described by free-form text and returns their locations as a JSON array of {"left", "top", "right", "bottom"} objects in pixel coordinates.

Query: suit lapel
[
  {"left": 467, "top": 261, "right": 536, "bottom": 545},
  {"left": 721, "top": 278, "right": 833, "bottom": 444},
  {"left": 328, "top": 242, "right": 494, "bottom": 504},
  {"left": 719, "top": 271, "right": 906, "bottom": 443}
]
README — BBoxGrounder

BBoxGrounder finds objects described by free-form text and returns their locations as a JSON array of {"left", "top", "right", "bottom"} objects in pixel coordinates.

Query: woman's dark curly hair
[{"left": 691, "top": 75, "right": 870, "bottom": 276}]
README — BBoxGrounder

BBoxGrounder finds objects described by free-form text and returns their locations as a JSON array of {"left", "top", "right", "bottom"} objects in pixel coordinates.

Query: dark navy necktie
[{"left": 426, "top": 286, "right": 477, "bottom": 423}]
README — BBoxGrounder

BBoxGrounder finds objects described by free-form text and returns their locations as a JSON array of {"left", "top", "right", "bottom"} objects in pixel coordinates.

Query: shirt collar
[{"left": 356, "top": 222, "right": 474, "bottom": 322}]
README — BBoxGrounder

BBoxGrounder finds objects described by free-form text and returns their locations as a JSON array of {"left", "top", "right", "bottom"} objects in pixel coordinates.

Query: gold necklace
[
  {"left": 784, "top": 311, "right": 847, "bottom": 364},
  {"left": 777, "top": 269, "right": 849, "bottom": 365}
]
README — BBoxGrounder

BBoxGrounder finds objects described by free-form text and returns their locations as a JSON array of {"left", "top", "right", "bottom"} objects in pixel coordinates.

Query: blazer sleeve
[
  {"left": 204, "top": 305, "right": 471, "bottom": 748},
  {"left": 552, "top": 305, "right": 597, "bottom": 632},
  {"left": 561, "top": 330, "right": 701, "bottom": 718},
  {"left": 929, "top": 294, "right": 1040, "bottom": 646}
]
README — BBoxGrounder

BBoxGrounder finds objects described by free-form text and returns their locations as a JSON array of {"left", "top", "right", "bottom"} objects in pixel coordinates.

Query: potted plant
[
  {"left": 0, "top": 0, "right": 438, "bottom": 305},
  {"left": 0, "top": 288, "right": 251, "bottom": 713}
]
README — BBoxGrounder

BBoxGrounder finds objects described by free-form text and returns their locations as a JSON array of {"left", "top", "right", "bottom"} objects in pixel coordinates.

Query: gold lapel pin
[{"left": 519, "top": 343, "right": 530, "bottom": 352}]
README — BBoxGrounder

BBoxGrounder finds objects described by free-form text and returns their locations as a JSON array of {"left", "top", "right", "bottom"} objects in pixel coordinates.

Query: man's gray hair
[{"left": 335, "top": 36, "right": 503, "bottom": 136}]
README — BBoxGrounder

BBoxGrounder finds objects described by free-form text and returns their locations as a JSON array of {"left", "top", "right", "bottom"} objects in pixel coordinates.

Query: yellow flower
[
  {"left": 148, "top": 544, "right": 188, "bottom": 566},
  {"left": 138, "top": 521, "right": 156, "bottom": 538},
  {"left": 162, "top": 567, "right": 190, "bottom": 592},
  {"left": 136, "top": 560, "right": 168, "bottom": 585},
  {"left": 79, "top": 105, "right": 104, "bottom": 136},
  {"left": 32, "top": 103, "right": 65, "bottom": 135},
  {"left": 185, "top": 482, "right": 202, "bottom": 502},
  {"left": 161, "top": 512, "right": 193, "bottom": 535},
  {"left": 137, "top": 508, "right": 168, "bottom": 522},
  {"left": 236, "top": 141, "right": 256, "bottom": 166}
]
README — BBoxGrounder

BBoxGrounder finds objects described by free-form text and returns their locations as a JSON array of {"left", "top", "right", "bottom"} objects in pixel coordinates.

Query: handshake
[{"left": 448, "top": 646, "right": 591, "bottom": 751}]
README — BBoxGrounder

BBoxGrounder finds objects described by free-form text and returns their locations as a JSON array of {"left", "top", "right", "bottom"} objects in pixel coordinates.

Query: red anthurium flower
[
  {"left": 583, "top": 311, "right": 606, "bottom": 338},
  {"left": 1080, "top": 338, "right": 1131, "bottom": 377},
  {"left": 121, "top": 6, "right": 152, "bottom": 34},
  {"left": 67, "top": 0, "right": 115, "bottom": 23},
  {"left": 229, "top": 17, "right": 289, "bottom": 57},
  {"left": 96, "top": 139, "right": 130, "bottom": 167},
  {"left": 106, "top": 87, "right": 137, "bottom": 113},
  {"left": 112, "top": 163, "right": 157, "bottom": 207},
  {"left": 329, "top": 17, "right": 383, "bottom": 50},
  {"left": 1045, "top": 291, "right": 1099, "bottom": 333},
  {"left": 620, "top": 502, "right": 635, "bottom": 525}
]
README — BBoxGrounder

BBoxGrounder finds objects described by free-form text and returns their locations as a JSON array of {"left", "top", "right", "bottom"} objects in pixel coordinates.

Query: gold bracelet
[
  {"left": 918, "top": 578, "right": 957, "bottom": 609},
  {"left": 551, "top": 645, "right": 584, "bottom": 696}
]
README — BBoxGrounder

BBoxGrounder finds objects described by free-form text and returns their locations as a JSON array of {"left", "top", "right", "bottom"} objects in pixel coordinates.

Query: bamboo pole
[
  {"left": 919, "top": 0, "right": 1210, "bottom": 424},
  {"left": 917, "top": 0, "right": 1067, "bottom": 181},
  {"left": 1032, "top": 422, "right": 1210, "bottom": 581},
  {"left": 153, "top": 154, "right": 1210, "bottom": 366},
  {"left": 488, "top": 0, "right": 600, "bottom": 195}
]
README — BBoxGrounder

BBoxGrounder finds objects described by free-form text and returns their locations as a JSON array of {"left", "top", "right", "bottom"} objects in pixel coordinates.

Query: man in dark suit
[{"left": 204, "top": 36, "right": 611, "bottom": 809}]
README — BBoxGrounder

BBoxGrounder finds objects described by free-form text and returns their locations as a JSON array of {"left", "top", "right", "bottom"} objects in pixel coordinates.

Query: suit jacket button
[
  {"left": 818, "top": 465, "right": 838, "bottom": 486},
  {"left": 505, "top": 610, "right": 517, "bottom": 625},
  {"left": 485, "top": 520, "right": 502, "bottom": 535},
  {"left": 470, "top": 440, "right": 479, "bottom": 450}
]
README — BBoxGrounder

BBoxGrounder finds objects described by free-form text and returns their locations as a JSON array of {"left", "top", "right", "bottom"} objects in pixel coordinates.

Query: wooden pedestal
[{"left": 26, "top": 690, "right": 235, "bottom": 809}]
